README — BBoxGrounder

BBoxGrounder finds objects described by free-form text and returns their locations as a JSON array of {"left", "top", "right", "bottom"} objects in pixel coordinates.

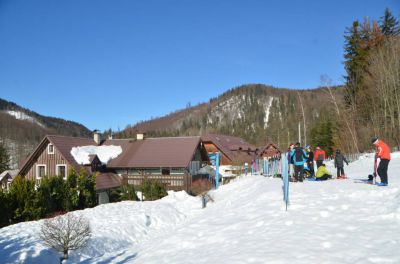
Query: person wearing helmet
[
  {"left": 334, "top": 149, "right": 349, "bottom": 179},
  {"left": 305, "top": 145, "right": 315, "bottom": 177},
  {"left": 371, "top": 137, "right": 391, "bottom": 186}
]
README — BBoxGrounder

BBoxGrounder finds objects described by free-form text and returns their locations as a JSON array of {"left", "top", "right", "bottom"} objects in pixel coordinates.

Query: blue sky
[{"left": 0, "top": 0, "right": 398, "bottom": 131}]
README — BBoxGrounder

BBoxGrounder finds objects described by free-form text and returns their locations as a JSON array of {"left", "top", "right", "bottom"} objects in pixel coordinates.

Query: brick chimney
[{"left": 93, "top": 130, "right": 101, "bottom": 145}]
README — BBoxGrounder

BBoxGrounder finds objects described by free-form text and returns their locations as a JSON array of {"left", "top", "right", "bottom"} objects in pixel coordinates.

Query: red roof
[
  {"left": 19, "top": 135, "right": 96, "bottom": 176},
  {"left": 96, "top": 173, "right": 122, "bottom": 191},
  {"left": 201, "top": 133, "right": 257, "bottom": 161},
  {"left": 104, "top": 137, "right": 204, "bottom": 168}
]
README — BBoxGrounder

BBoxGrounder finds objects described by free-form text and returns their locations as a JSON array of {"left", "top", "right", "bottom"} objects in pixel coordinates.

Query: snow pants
[
  {"left": 316, "top": 160, "right": 323, "bottom": 168},
  {"left": 316, "top": 174, "right": 331, "bottom": 181},
  {"left": 307, "top": 161, "right": 315, "bottom": 177},
  {"left": 294, "top": 165, "right": 304, "bottom": 182},
  {"left": 336, "top": 167, "right": 345, "bottom": 177},
  {"left": 377, "top": 159, "right": 390, "bottom": 184}
]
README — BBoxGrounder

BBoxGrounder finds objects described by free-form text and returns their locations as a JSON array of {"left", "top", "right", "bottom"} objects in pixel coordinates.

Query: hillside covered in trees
[
  {"left": 121, "top": 8, "right": 400, "bottom": 155},
  {"left": 0, "top": 98, "right": 92, "bottom": 168}
]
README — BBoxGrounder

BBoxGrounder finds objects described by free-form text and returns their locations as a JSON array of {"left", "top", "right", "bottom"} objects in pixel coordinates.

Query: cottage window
[
  {"left": 56, "top": 164, "right": 67, "bottom": 179},
  {"left": 36, "top": 165, "right": 46, "bottom": 178},
  {"left": 128, "top": 169, "right": 141, "bottom": 175},
  {"left": 48, "top": 144, "right": 54, "bottom": 154},
  {"left": 171, "top": 168, "right": 185, "bottom": 175},
  {"left": 144, "top": 168, "right": 161, "bottom": 175},
  {"left": 162, "top": 168, "right": 170, "bottom": 175}
]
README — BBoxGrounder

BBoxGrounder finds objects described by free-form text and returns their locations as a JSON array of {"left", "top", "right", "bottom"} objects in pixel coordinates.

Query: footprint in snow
[{"left": 320, "top": 211, "right": 330, "bottom": 217}]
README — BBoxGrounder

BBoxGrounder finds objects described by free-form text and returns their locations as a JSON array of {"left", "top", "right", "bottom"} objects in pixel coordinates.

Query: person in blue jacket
[{"left": 290, "top": 142, "right": 308, "bottom": 182}]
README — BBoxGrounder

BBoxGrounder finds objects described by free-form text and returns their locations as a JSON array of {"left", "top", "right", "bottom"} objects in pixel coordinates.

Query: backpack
[{"left": 295, "top": 147, "right": 306, "bottom": 162}]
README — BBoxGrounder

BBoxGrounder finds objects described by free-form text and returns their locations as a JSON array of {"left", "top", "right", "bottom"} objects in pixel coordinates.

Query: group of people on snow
[{"left": 286, "top": 136, "right": 391, "bottom": 185}]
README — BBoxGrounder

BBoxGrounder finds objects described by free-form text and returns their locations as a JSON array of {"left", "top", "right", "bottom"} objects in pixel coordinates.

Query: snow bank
[
  {"left": 1, "top": 152, "right": 400, "bottom": 263},
  {"left": 70, "top": 145, "right": 122, "bottom": 165}
]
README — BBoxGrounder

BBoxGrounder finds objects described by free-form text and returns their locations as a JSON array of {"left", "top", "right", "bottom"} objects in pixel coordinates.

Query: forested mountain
[
  {"left": 121, "top": 9, "right": 400, "bottom": 156},
  {"left": 0, "top": 98, "right": 92, "bottom": 169},
  {"left": 120, "top": 84, "right": 344, "bottom": 154}
]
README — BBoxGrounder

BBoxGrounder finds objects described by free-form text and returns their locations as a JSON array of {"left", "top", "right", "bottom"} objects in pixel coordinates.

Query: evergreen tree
[
  {"left": 120, "top": 184, "right": 139, "bottom": 201},
  {"left": 310, "top": 119, "right": 335, "bottom": 156},
  {"left": 36, "top": 175, "right": 67, "bottom": 216},
  {"left": 65, "top": 169, "right": 79, "bottom": 211},
  {"left": 0, "top": 190, "right": 11, "bottom": 227},
  {"left": 8, "top": 176, "right": 41, "bottom": 223},
  {"left": 77, "top": 169, "right": 97, "bottom": 209},
  {"left": 0, "top": 143, "right": 10, "bottom": 173},
  {"left": 380, "top": 8, "right": 399, "bottom": 36},
  {"left": 344, "top": 20, "right": 367, "bottom": 106},
  {"left": 141, "top": 180, "right": 167, "bottom": 201}
]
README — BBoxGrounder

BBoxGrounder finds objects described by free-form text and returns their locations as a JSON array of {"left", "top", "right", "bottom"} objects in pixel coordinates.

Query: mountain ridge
[
  {"left": 0, "top": 98, "right": 92, "bottom": 169},
  {"left": 119, "top": 84, "right": 344, "bottom": 149}
]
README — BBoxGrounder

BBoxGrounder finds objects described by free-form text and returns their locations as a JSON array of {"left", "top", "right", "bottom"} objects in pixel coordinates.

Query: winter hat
[
  {"left": 305, "top": 145, "right": 310, "bottom": 149},
  {"left": 371, "top": 137, "right": 378, "bottom": 144}
]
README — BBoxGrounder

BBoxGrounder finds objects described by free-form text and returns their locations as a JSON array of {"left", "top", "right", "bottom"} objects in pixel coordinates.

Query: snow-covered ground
[{"left": 1, "top": 153, "right": 400, "bottom": 263}]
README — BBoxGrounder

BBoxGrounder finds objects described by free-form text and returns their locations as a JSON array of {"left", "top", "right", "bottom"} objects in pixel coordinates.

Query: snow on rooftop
[{"left": 70, "top": 145, "right": 122, "bottom": 165}]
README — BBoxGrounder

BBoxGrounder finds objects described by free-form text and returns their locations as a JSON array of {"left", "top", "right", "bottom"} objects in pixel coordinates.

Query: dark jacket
[
  {"left": 334, "top": 153, "right": 348, "bottom": 168},
  {"left": 290, "top": 147, "right": 308, "bottom": 166},
  {"left": 307, "top": 151, "right": 314, "bottom": 163}
]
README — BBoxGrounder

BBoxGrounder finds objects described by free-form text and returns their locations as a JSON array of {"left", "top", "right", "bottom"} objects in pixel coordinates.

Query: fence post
[{"left": 282, "top": 153, "right": 289, "bottom": 211}]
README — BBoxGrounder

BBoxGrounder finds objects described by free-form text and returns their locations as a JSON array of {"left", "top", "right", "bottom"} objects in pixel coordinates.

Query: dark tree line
[{"left": 0, "top": 169, "right": 96, "bottom": 228}]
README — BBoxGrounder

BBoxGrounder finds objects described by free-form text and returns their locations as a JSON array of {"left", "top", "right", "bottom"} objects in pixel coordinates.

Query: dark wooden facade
[
  {"left": 22, "top": 140, "right": 70, "bottom": 181},
  {"left": 259, "top": 143, "right": 281, "bottom": 158}
]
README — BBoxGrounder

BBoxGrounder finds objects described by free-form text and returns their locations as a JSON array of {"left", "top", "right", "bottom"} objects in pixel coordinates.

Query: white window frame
[
  {"left": 56, "top": 164, "right": 67, "bottom": 180},
  {"left": 36, "top": 164, "right": 47, "bottom": 179},
  {"left": 48, "top": 144, "right": 54, "bottom": 154}
]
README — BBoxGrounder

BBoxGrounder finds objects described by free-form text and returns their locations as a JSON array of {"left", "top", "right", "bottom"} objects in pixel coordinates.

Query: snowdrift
[{"left": 1, "top": 153, "right": 399, "bottom": 263}]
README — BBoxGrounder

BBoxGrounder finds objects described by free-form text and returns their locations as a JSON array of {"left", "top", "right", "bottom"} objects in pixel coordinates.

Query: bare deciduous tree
[{"left": 40, "top": 213, "right": 91, "bottom": 262}]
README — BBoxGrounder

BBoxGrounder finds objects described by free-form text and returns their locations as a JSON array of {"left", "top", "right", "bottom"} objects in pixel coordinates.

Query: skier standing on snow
[
  {"left": 334, "top": 149, "right": 349, "bottom": 179},
  {"left": 290, "top": 142, "right": 308, "bottom": 182},
  {"left": 371, "top": 137, "right": 391, "bottom": 186},
  {"left": 306, "top": 145, "right": 315, "bottom": 177},
  {"left": 314, "top": 146, "right": 326, "bottom": 168}
]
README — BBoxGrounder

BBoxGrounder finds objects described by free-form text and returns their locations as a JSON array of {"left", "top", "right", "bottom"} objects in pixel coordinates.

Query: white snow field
[{"left": 1, "top": 153, "right": 400, "bottom": 264}]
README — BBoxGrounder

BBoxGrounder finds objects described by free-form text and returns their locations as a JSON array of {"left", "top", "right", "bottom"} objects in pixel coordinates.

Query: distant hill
[
  {"left": 0, "top": 98, "right": 92, "bottom": 169},
  {"left": 120, "top": 84, "right": 344, "bottom": 150}
]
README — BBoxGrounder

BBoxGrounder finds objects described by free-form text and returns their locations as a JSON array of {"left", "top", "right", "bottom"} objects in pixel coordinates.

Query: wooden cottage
[
  {"left": 18, "top": 133, "right": 211, "bottom": 201},
  {"left": 0, "top": 170, "right": 18, "bottom": 191},
  {"left": 201, "top": 134, "right": 258, "bottom": 165},
  {"left": 258, "top": 143, "right": 281, "bottom": 159},
  {"left": 18, "top": 135, "right": 100, "bottom": 184},
  {"left": 104, "top": 136, "right": 210, "bottom": 193}
]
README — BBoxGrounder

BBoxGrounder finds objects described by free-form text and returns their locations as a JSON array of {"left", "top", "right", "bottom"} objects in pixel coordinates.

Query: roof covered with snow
[{"left": 70, "top": 145, "right": 122, "bottom": 165}]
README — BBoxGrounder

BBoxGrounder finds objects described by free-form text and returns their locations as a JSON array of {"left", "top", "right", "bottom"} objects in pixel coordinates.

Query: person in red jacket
[
  {"left": 314, "top": 146, "right": 326, "bottom": 168},
  {"left": 371, "top": 137, "right": 391, "bottom": 186}
]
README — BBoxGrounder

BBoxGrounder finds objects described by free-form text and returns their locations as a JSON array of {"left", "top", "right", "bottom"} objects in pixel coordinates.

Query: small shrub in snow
[
  {"left": 40, "top": 213, "right": 91, "bottom": 261},
  {"left": 140, "top": 180, "right": 167, "bottom": 201},
  {"left": 109, "top": 184, "right": 139, "bottom": 202}
]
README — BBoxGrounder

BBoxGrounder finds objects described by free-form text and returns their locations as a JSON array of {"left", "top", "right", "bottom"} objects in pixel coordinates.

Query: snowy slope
[{"left": 1, "top": 153, "right": 399, "bottom": 264}]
